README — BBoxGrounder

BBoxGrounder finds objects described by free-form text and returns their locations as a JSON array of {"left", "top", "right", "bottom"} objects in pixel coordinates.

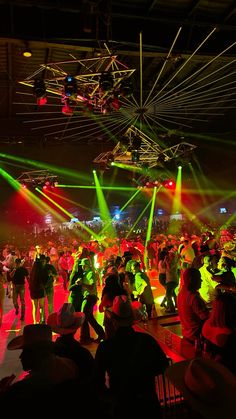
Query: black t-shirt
[
  {"left": 95, "top": 326, "right": 169, "bottom": 399},
  {"left": 12, "top": 267, "right": 28, "bottom": 285}
]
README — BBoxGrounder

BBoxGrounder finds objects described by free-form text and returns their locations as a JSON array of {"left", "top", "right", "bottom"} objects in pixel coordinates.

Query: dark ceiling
[{"left": 0, "top": 0, "right": 235, "bottom": 182}]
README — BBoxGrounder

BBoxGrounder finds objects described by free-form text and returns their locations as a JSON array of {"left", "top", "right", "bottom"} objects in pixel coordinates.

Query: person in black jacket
[
  {"left": 10, "top": 258, "right": 29, "bottom": 320},
  {"left": 68, "top": 250, "right": 84, "bottom": 311}
]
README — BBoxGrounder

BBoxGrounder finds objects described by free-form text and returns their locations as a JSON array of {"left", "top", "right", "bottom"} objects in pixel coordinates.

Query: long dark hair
[{"left": 102, "top": 274, "right": 125, "bottom": 300}]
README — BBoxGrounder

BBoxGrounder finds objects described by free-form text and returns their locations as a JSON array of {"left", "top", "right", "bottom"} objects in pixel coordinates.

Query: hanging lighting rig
[
  {"left": 18, "top": 53, "right": 135, "bottom": 115},
  {"left": 93, "top": 125, "right": 197, "bottom": 170}
]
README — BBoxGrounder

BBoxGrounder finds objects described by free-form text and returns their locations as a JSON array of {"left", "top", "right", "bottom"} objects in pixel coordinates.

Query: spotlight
[
  {"left": 131, "top": 150, "right": 140, "bottom": 162},
  {"left": 64, "top": 75, "right": 78, "bottom": 98},
  {"left": 34, "top": 79, "right": 47, "bottom": 105},
  {"left": 62, "top": 99, "right": 74, "bottom": 116},
  {"left": 99, "top": 72, "right": 114, "bottom": 91},
  {"left": 22, "top": 47, "right": 32, "bottom": 58},
  {"left": 106, "top": 153, "right": 114, "bottom": 166},
  {"left": 162, "top": 179, "right": 175, "bottom": 189}
]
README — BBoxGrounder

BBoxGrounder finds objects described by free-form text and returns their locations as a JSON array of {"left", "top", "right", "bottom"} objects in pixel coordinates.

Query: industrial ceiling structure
[{"left": 0, "top": 0, "right": 235, "bottom": 174}]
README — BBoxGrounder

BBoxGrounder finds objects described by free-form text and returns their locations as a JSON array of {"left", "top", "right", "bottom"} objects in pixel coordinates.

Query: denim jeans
[
  {"left": 80, "top": 294, "right": 105, "bottom": 341},
  {"left": 13, "top": 284, "right": 25, "bottom": 316}
]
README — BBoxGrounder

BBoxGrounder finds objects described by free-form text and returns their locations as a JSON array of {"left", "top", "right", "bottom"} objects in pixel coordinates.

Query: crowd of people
[{"left": 0, "top": 224, "right": 236, "bottom": 417}]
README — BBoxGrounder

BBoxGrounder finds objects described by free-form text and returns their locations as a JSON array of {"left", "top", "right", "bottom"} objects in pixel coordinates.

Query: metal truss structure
[
  {"left": 19, "top": 54, "right": 136, "bottom": 114},
  {"left": 93, "top": 125, "right": 197, "bottom": 169},
  {"left": 16, "top": 170, "right": 58, "bottom": 186}
]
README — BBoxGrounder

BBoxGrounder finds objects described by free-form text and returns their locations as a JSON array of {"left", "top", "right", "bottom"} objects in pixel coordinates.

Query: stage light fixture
[
  {"left": 33, "top": 79, "right": 47, "bottom": 105},
  {"left": 99, "top": 72, "right": 114, "bottom": 91},
  {"left": 162, "top": 179, "right": 175, "bottom": 189},
  {"left": 64, "top": 75, "right": 78, "bottom": 98},
  {"left": 106, "top": 153, "right": 114, "bottom": 166},
  {"left": 131, "top": 150, "right": 140, "bottom": 162},
  {"left": 34, "top": 79, "right": 46, "bottom": 98},
  {"left": 62, "top": 99, "right": 74, "bottom": 116}
]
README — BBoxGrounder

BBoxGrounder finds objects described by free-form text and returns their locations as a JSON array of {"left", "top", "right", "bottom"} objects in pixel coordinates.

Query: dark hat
[
  {"left": 47, "top": 303, "right": 85, "bottom": 335},
  {"left": 166, "top": 358, "right": 236, "bottom": 419},
  {"left": 106, "top": 295, "right": 143, "bottom": 326},
  {"left": 7, "top": 324, "right": 52, "bottom": 350}
]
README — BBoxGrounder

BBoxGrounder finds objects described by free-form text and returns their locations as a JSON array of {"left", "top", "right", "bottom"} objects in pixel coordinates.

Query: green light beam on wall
[
  {"left": 99, "top": 188, "right": 141, "bottom": 235},
  {"left": 126, "top": 200, "right": 152, "bottom": 238},
  {"left": 181, "top": 188, "right": 236, "bottom": 196},
  {"left": 172, "top": 166, "right": 182, "bottom": 215},
  {"left": 195, "top": 190, "right": 236, "bottom": 218},
  {"left": 144, "top": 186, "right": 160, "bottom": 269},
  {"left": 111, "top": 162, "right": 143, "bottom": 173},
  {"left": 93, "top": 171, "right": 116, "bottom": 238},
  {"left": 188, "top": 163, "right": 208, "bottom": 206},
  {"left": 0, "top": 168, "right": 21, "bottom": 191},
  {"left": 0, "top": 168, "right": 63, "bottom": 220},
  {"left": 57, "top": 184, "right": 137, "bottom": 191},
  {"left": 224, "top": 211, "right": 236, "bottom": 227},
  {"left": 1, "top": 168, "right": 69, "bottom": 221},
  {"left": 0, "top": 153, "right": 91, "bottom": 182},
  {"left": 24, "top": 188, "right": 66, "bottom": 221},
  {"left": 36, "top": 188, "right": 101, "bottom": 240},
  {"left": 162, "top": 186, "right": 203, "bottom": 230},
  {"left": 47, "top": 189, "right": 93, "bottom": 213}
]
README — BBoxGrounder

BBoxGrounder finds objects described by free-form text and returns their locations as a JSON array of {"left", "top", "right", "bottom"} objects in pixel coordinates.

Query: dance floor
[{"left": 0, "top": 271, "right": 168, "bottom": 380}]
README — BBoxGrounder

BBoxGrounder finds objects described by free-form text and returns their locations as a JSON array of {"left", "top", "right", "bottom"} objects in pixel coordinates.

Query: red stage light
[
  {"left": 163, "top": 179, "right": 175, "bottom": 189},
  {"left": 37, "top": 96, "right": 47, "bottom": 106},
  {"left": 62, "top": 103, "right": 74, "bottom": 116}
]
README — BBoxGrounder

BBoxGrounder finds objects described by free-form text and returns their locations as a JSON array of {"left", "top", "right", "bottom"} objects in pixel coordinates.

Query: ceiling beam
[
  {"left": 186, "top": 0, "right": 201, "bottom": 18},
  {"left": 222, "top": 1, "right": 236, "bottom": 23}
]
